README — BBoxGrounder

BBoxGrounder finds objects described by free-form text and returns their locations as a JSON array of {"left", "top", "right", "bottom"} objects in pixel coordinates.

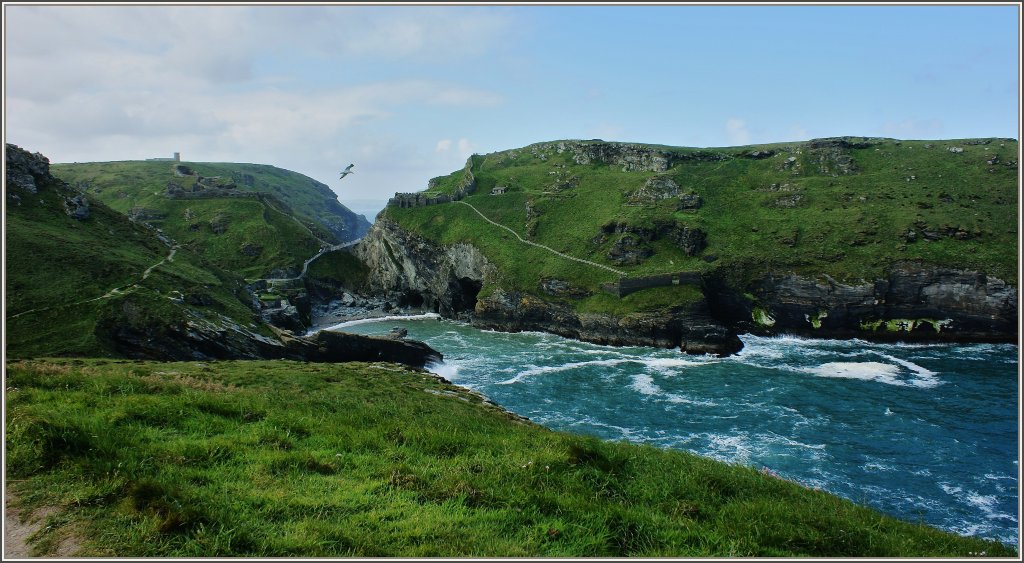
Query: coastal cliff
[
  {"left": 368, "top": 137, "right": 1017, "bottom": 354},
  {"left": 6, "top": 143, "right": 440, "bottom": 368}
]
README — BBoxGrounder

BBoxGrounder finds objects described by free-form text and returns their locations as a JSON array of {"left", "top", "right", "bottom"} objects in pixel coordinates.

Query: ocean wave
[
  {"left": 318, "top": 312, "right": 441, "bottom": 331},
  {"left": 801, "top": 360, "right": 943, "bottom": 388},
  {"left": 496, "top": 356, "right": 706, "bottom": 385}
]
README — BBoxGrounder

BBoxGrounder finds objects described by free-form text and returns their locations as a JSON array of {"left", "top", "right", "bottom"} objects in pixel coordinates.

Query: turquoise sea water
[{"left": 328, "top": 315, "right": 1019, "bottom": 546}]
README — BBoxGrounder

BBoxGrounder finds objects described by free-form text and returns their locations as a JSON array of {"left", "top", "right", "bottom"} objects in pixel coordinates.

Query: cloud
[
  {"left": 725, "top": 118, "right": 751, "bottom": 145},
  {"left": 3, "top": 4, "right": 516, "bottom": 218}
]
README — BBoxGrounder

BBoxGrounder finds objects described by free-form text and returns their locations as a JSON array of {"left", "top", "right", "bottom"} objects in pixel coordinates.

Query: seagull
[{"left": 339, "top": 163, "right": 355, "bottom": 179}]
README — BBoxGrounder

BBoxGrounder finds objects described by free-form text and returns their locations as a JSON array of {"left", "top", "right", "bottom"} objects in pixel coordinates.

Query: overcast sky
[{"left": 4, "top": 3, "right": 1019, "bottom": 219}]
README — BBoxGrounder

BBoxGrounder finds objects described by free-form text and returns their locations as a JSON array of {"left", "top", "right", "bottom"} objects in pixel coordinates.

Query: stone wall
[
  {"left": 602, "top": 271, "right": 702, "bottom": 297},
  {"left": 387, "top": 156, "right": 478, "bottom": 208}
]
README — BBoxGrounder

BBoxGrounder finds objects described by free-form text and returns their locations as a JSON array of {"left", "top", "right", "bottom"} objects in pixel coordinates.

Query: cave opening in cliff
[
  {"left": 398, "top": 291, "right": 425, "bottom": 309},
  {"left": 453, "top": 277, "right": 483, "bottom": 313}
]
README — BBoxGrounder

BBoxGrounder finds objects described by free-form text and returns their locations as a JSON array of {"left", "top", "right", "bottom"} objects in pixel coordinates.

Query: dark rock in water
[
  {"left": 388, "top": 327, "right": 409, "bottom": 339},
  {"left": 278, "top": 329, "right": 441, "bottom": 368},
  {"left": 473, "top": 288, "right": 742, "bottom": 357},
  {"left": 96, "top": 295, "right": 441, "bottom": 368},
  {"left": 704, "top": 262, "right": 1017, "bottom": 344}
]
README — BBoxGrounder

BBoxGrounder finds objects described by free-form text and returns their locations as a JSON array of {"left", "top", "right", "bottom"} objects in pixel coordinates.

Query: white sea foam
[
  {"left": 496, "top": 358, "right": 631, "bottom": 384},
  {"left": 630, "top": 373, "right": 660, "bottom": 396},
  {"left": 497, "top": 355, "right": 706, "bottom": 385},
  {"left": 940, "top": 482, "right": 963, "bottom": 496},
  {"left": 863, "top": 462, "right": 896, "bottom": 472},
  {"left": 876, "top": 353, "right": 941, "bottom": 388},
  {"left": 427, "top": 360, "right": 460, "bottom": 382},
  {"left": 802, "top": 359, "right": 943, "bottom": 388},
  {"left": 320, "top": 312, "right": 441, "bottom": 331},
  {"left": 965, "top": 492, "right": 1018, "bottom": 523},
  {"left": 664, "top": 394, "right": 719, "bottom": 407},
  {"left": 805, "top": 361, "right": 903, "bottom": 385}
]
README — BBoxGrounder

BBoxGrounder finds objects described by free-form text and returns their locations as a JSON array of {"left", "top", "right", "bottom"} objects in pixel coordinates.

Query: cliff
[
  {"left": 370, "top": 137, "right": 1017, "bottom": 353},
  {"left": 353, "top": 217, "right": 741, "bottom": 355},
  {"left": 6, "top": 143, "right": 439, "bottom": 369}
]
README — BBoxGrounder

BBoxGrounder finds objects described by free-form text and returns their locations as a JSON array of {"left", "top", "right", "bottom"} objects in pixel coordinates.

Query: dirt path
[
  {"left": 8, "top": 244, "right": 178, "bottom": 321},
  {"left": 4, "top": 489, "right": 83, "bottom": 558},
  {"left": 5, "top": 489, "right": 53, "bottom": 558},
  {"left": 455, "top": 201, "right": 626, "bottom": 276}
]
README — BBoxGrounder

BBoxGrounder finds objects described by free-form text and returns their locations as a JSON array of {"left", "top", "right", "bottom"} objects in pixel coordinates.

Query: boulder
[{"left": 63, "top": 194, "right": 90, "bottom": 220}]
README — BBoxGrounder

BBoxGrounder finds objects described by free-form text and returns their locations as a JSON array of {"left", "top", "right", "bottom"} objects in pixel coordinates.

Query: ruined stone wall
[{"left": 602, "top": 271, "right": 702, "bottom": 297}]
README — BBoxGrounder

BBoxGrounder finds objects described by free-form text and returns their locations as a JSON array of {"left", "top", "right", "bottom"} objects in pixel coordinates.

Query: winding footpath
[
  {"left": 455, "top": 201, "right": 627, "bottom": 276},
  {"left": 8, "top": 245, "right": 179, "bottom": 320},
  {"left": 264, "top": 239, "right": 362, "bottom": 283}
]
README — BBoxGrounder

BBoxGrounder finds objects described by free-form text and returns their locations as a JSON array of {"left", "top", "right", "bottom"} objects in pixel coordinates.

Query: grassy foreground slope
[
  {"left": 387, "top": 137, "right": 1018, "bottom": 312},
  {"left": 51, "top": 160, "right": 370, "bottom": 278},
  {"left": 5, "top": 358, "right": 1014, "bottom": 558},
  {"left": 6, "top": 153, "right": 266, "bottom": 358}
]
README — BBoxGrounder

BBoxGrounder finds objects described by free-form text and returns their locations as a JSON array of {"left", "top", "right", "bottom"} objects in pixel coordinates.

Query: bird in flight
[{"left": 339, "top": 164, "right": 355, "bottom": 179}]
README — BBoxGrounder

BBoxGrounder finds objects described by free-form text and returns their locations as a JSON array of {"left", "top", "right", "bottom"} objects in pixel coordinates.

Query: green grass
[
  {"left": 385, "top": 137, "right": 1018, "bottom": 315},
  {"left": 5, "top": 358, "right": 1014, "bottom": 557},
  {"left": 6, "top": 174, "right": 266, "bottom": 358},
  {"left": 576, "top": 285, "right": 705, "bottom": 316},
  {"left": 305, "top": 250, "right": 370, "bottom": 290},
  {"left": 50, "top": 160, "right": 370, "bottom": 278}
]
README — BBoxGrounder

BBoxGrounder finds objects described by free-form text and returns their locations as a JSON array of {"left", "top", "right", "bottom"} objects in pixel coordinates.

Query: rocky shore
[{"left": 337, "top": 216, "right": 1017, "bottom": 356}]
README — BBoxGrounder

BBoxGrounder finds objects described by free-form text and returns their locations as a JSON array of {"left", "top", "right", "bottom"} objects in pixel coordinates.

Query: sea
[{"left": 319, "top": 314, "right": 1019, "bottom": 546}]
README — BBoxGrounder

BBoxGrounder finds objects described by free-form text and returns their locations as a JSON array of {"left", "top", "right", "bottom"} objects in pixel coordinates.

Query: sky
[{"left": 4, "top": 3, "right": 1020, "bottom": 219}]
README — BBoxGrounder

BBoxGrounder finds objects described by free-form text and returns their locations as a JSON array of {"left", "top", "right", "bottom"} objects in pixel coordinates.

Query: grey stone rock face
[
  {"left": 262, "top": 304, "right": 305, "bottom": 333},
  {"left": 473, "top": 288, "right": 742, "bottom": 356},
  {"left": 6, "top": 143, "right": 52, "bottom": 193},
  {"left": 676, "top": 193, "right": 703, "bottom": 210},
  {"left": 63, "top": 194, "right": 90, "bottom": 220},
  {"left": 607, "top": 234, "right": 654, "bottom": 265},
  {"left": 354, "top": 217, "right": 493, "bottom": 318},
  {"left": 711, "top": 263, "right": 1017, "bottom": 343}
]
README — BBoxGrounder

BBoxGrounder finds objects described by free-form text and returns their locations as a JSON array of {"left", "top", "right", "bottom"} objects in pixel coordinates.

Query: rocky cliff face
[
  {"left": 359, "top": 216, "right": 1016, "bottom": 354},
  {"left": 354, "top": 217, "right": 742, "bottom": 355},
  {"left": 353, "top": 217, "right": 493, "bottom": 317},
  {"left": 96, "top": 294, "right": 442, "bottom": 367},
  {"left": 707, "top": 263, "right": 1017, "bottom": 343},
  {"left": 474, "top": 288, "right": 742, "bottom": 355}
]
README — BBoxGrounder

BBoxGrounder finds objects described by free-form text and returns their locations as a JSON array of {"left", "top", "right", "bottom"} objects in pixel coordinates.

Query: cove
[{"left": 322, "top": 316, "right": 1019, "bottom": 546}]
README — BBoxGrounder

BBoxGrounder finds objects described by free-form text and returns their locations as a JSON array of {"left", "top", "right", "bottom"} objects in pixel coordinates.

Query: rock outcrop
[
  {"left": 96, "top": 295, "right": 442, "bottom": 368},
  {"left": 706, "top": 262, "right": 1017, "bottom": 343},
  {"left": 353, "top": 216, "right": 493, "bottom": 317},
  {"left": 353, "top": 217, "right": 741, "bottom": 355},
  {"left": 6, "top": 144, "right": 52, "bottom": 194},
  {"left": 474, "top": 288, "right": 742, "bottom": 356}
]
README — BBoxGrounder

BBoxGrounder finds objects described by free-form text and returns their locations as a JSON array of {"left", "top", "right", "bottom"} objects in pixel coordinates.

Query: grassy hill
[
  {"left": 5, "top": 358, "right": 1014, "bottom": 557},
  {"left": 50, "top": 160, "right": 370, "bottom": 279},
  {"left": 386, "top": 137, "right": 1018, "bottom": 313},
  {"left": 6, "top": 146, "right": 269, "bottom": 358}
]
